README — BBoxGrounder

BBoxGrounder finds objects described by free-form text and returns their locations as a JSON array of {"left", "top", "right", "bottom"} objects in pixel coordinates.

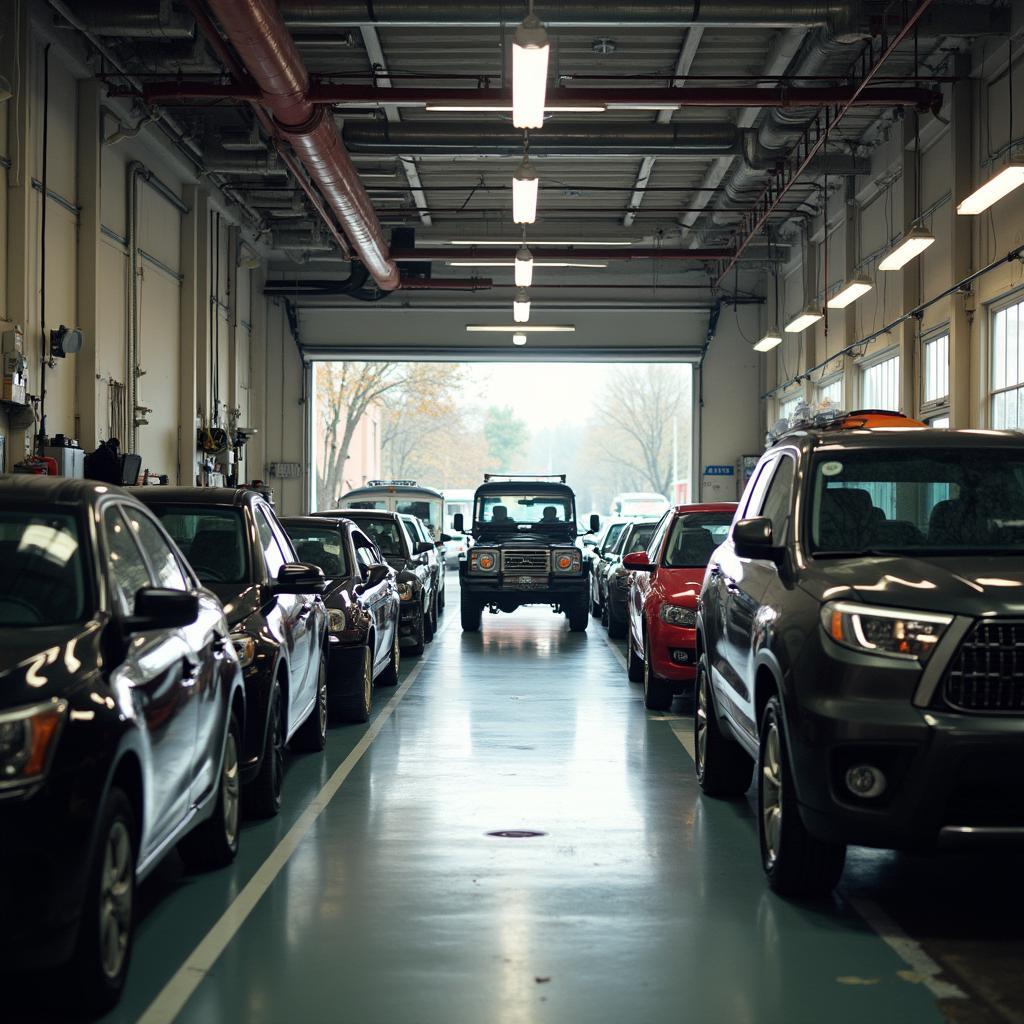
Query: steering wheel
[{"left": 0, "top": 596, "right": 43, "bottom": 625}]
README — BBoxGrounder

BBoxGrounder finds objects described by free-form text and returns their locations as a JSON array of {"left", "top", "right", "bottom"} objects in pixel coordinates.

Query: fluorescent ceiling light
[
  {"left": 512, "top": 333, "right": 528, "bottom": 346},
  {"left": 512, "top": 13, "right": 550, "bottom": 129},
  {"left": 878, "top": 229, "right": 936, "bottom": 271},
  {"left": 753, "top": 331, "right": 783, "bottom": 353},
  {"left": 605, "top": 102, "right": 679, "bottom": 111},
  {"left": 450, "top": 239, "right": 634, "bottom": 246},
  {"left": 512, "top": 156, "right": 539, "bottom": 225},
  {"left": 514, "top": 245, "right": 534, "bottom": 287},
  {"left": 425, "top": 104, "right": 605, "bottom": 113},
  {"left": 784, "top": 307, "right": 823, "bottom": 333},
  {"left": 957, "top": 163, "right": 1024, "bottom": 216},
  {"left": 827, "top": 275, "right": 873, "bottom": 309},
  {"left": 513, "top": 287, "right": 531, "bottom": 323},
  {"left": 466, "top": 325, "right": 576, "bottom": 333},
  {"left": 447, "top": 260, "right": 608, "bottom": 268}
]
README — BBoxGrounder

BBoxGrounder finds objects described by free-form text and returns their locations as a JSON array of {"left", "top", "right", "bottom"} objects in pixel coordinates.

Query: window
[
  {"left": 104, "top": 506, "right": 153, "bottom": 615},
  {"left": 663, "top": 511, "right": 733, "bottom": 568},
  {"left": 860, "top": 352, "right": 900, "bottom": 410},
  {"left": 148, "top": 506, "right": 247, "bottom": 586},
  {"left": 922, "top": 332, "right": 949, "bottom": 407},
  {"left": 779, "top": 394, "right": 802, "bottom": 422},
  {"left": 359, "top": 518, "right": 405, "bottom": 556},
  {"left": 757, "top": 456, "right": 795, "bottom": 544},
  {"left": 622, "top": 524, "right": 657, "bottom": 555},
  {"left": 254, "top": 507, "right": 288, "bottom": 579},
  {"left": 991, "top": 297, "right": 1024, "bottom": 428},
  {"left": 645, "top": 512, "right": 673, "bottom": 563},
  {"left": 476, "top": 493, "right": 572, "bottom": 524},
  {"left": 124, "top": 508, "right": 189, "bottom": 591},
  {"left": 354, "top": 542, "right": 378, "bottom": 577},
  {"left": 285, "top": 524, "right": 350, "bottom": 579},
  {"left": 818, "top": 376, "right": 843, "bottom": 408},
  {"left": 929, "top": 414, "right": 950, "bottom": 429}
]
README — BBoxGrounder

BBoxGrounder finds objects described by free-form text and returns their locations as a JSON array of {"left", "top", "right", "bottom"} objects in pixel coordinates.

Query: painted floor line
[
  {"left": 598, "top": 623, "right": 628, "bottom": 671},
  {"left": 847, "top": 897, "right": 968, "bottom": 1002},
  {"left": 669, "top": 720, "right": 696, "bottom": 761},
  {"left": 136, "top": 618, "right": 455, "bottom": 1024}
]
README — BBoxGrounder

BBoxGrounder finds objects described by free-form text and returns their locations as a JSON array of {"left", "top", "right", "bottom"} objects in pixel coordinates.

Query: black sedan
[
  {"left": 132, "top": 488, "right": 328, "bottom": 819},
  {"left": 0, "top": 477, "right": 245, "bottom": 1010},
  {"left": 280, "top": 516, "right": 401, "bottom": 722},
  {"left": 317, "top": 508, "right": 435, "bottom": 656}
]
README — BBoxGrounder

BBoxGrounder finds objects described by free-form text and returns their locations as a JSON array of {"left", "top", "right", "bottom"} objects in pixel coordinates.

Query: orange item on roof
[{"left": 837, "top": 409, "right": 927, "bottom": 429}]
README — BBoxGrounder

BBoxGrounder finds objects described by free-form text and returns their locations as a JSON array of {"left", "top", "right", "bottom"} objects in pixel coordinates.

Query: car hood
[
  {"left": 657, "top": 567, "right": 705, "bottom": 605},
  {"left": 323, "top": 577, "right": 358, "bottom": 608},
  {"left": 208, "top": 583, "right": 263, "bottom": 629},
  {"left": 0, "top": 621, "right": 103, "bottom": 706},
  {"left": 798, "top": 555, "right": 1024, "bottom": 616}
]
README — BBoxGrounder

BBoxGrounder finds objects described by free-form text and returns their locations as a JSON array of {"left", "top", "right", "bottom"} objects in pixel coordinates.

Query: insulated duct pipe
[
  {"left": 205, "top": 0, "right": 400, "bottom": 290},
  {"left": 63, "top": 0, "right": 196, "bottom": 37}
]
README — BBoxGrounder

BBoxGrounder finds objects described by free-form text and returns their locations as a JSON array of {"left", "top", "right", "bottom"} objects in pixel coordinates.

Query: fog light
[
  {"left": 845, "top": 764, "right": 886, "bottom": 799},
  {"left": 670, "top": 648, "right": 693, "bottom": 665}
]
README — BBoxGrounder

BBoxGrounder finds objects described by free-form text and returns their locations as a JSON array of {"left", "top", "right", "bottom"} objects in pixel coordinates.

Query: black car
[
  {"left": 318, "top": 508, "right": 435, "bottom": 656},
  {"left": 132, "top": 488, "right": 328, "bottom": 819},
  {"left": 0, "top": 477, "right": 245, "bottom": 1009},
  {"left": 280, "top": 516, "right": 401, "bottom": 722},
  {"left": 587, "top": 517, "right": 629, "bottom": 617},
  {"left": 455, "top": 474, "right": 600, "bottom": 633},
  {"left": 600, "top": 519, "right": 659, "bottom": 639},
  {"left": 400, "top": 512, "right": 447, "bottom": 624},
  {"left": 696, "top": 413, "right": 1024, "bottom": 897}
]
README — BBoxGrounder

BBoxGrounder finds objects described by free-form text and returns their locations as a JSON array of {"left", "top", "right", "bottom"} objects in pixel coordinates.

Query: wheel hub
[{"left": 761, "top": 721, "right": 783, "bottom": 866}]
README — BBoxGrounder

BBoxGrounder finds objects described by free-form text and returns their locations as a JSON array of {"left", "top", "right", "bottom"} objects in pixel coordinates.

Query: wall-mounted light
[
  {"left": 513, "top": 288, "right": 531, "bottom": 323},
  {"left": 827, "top": 275, "right": 873, "bottom": 309},
  {"left": 753, "top": 331, "right": 783, "bottom": 353},
  {"left": 878, "top": 228, "right": 935, "bottom": 271},
  {"left": 514, "top": 245, "right": 534, "bottom": 287},
  {"left": 957, "top": 163, "right": 1024, "bottom": 216},
  {"left": 512, "top": 11, "right": 550, "bottom": 130},
  {"left": 784, "top": 307, "right": 823, "bottom": 333},
  {"left": 512, "top": 156, "right": 539, "bottom": 224}
]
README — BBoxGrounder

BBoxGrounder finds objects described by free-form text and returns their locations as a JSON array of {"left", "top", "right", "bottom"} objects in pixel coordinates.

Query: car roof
[
  {"left": 774, "top": 427, "right": 1024, "bottom": 455},
  {"left": 671, "top": 503, "right": 737, "bottom": 514},
  {"left": 341, "top": 482, "right": 443, "bottom": 498},
  {"left": 475, "top": 481, "right": 574, "bottom": 495},
  {"left": 280, "top": 515, "right": 352, "bottom": 530},
  {"left": 329, "top": 507, "right": 401, "bottom": 521},
  {"left": 0, "top": 474, "right": 130, "bottom": 506},
  {"left": 126, "top": 485, "right": 257, "bottom": 508}
]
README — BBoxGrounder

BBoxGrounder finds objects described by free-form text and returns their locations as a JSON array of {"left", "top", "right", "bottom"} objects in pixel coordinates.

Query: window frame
[
  {"left": 816, "top": 373, "right": 844, "bottom": 409},
  {"left": 919, "top": 326, "right": 950, "bottom": 418},
  {"left": 857, "top": 347, "right": 901, "bottom": 411},
  {"left": 989, "top": 291, "right": 1024, "bottom": 429}
]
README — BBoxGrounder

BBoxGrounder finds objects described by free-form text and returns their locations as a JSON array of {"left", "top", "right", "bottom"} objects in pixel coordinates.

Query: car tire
[
  {"left": 429, "top": 592, "right": 439, "bottom": 637},
  {"left": 439, "top": 583, "right": 446, "bottom": 613},
  {"left": 695, "top": 656, "right": 753, "bottom": 798},
  {"left": 591, "top": 595, "right": 601, "bottom": 618},
  {"left": 292, "top": 654, "right": 329, "bottom": 752},
  {"left": 642, "top": 633, "right": 673, "bottom": 710},
  {"left": 627, "top": 630, "right": 644, "bottom": 683},
  {"left": 408, "top": 600, "right": 427, "bottom": 655},
  {"left": 71, "top": 786, "right": 136, "bottom": 1012},
  {"left": 567, "top": 601, "right": 588, "bottom": 632},
  {"left": 246, "top": 679, "right": 285, "bottom": 819},
  {"left": 178, "top": 714, "right": 242, "bottom": 871},
  {"left": 377, "top": 629, "right": 400, "bottom": 687},
  {"left": 606, "top": 598, "right": 626, "bottom": 639},
  {"left": 758, "top": 696, "right": 846, "bottom": 897},
  {"left": 461, "top": 593, "right": 482, "bottom": 632}
]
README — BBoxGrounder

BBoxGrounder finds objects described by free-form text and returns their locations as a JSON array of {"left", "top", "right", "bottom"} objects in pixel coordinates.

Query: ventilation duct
[{"left": 63, "top": 0, "right": 196, "bottom": 38}]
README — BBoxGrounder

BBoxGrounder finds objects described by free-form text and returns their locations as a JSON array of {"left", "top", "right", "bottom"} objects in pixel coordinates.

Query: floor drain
[{"left": 487, "top": 830, "right": 546, "bottom": 839}]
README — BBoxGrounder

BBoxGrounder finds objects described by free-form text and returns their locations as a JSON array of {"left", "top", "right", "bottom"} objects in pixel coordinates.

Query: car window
[
  {"left": 104, "top": 505, "right": 154, "bottom": 615},
  {"left": 645, "top": 512, "right": 673, "bottom": 563},
  {"left": 737, "top": 456, "right": 776, "bottom": 520},
  {"left": 146, "top": 506, "right": 248, "bottom": 586},
  {"left": 267, "top": 510, "right": 299, "bottom": 562},
  {"left": 123, "top": 506, "right": 189, "bottom": 591},
  {"left": 358, "top": 518, "right": 405, "bottom": 557},
  {"left": 254, "top": 506, "right": 288, "bottom": 579},
  {"left": 399, "top": 518, "right": 419, "bottom": 551},
  {"left": 285, "top": 524, "right": 350, "bottom": 578},
  {"left": 599, "top": 522, "right": 626, "bottom": 555},
  {"left": 354, "top": 542, "right": 377, "bottom": 577},
  {"left": 663, "top": 512, "right": 734, "bottom": 567},
  {"left": 476, "top": 493, "right": 572, "bottom": 524},
  {"left": 348, "top": 500, "right": 388, "bottom": 510},
  {"left": 757, "top": 455, "right": 796, "bottom": 544},
  {"left": 624, "top": 524, "right": 657, "bottom": 555}
]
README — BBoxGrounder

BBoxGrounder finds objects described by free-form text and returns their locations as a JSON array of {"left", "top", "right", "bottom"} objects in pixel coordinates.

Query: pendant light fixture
[
  {"left": 755, "top": 234, "right": 783, "bottom": 353},
  {"left": 513, "top": 288, "right": 531, "bottom": 323},
  {"left": 878, "top": 228, "right": 935, "bottom": 270},
  {"left": 785, "top": 307, "right": 823, "bottom": 333},
  {"left": 512, "top": 4, "right": 550, "bottom": 130},
  {"left": 512, "top": 333, "right": 528, "bottom": 346},
  {"left": 827, "top": 275, "right": 873, "bottom": 309},
  {"left": 513, "top": 150, "right": 539, "bottom": 224},
  {"left": 754, "top": 332, "right": 783, "bottom": 353},
  {"left": 514, "top": 243, "right": 534, "bottom": 287},
  {"left": 957, "top": 163, "right": 1024, "bottom": 215}
]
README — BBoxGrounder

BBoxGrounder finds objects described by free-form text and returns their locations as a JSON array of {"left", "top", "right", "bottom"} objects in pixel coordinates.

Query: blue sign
[{"left": 703, "top": 465, "right": 735, "bottom": 476}]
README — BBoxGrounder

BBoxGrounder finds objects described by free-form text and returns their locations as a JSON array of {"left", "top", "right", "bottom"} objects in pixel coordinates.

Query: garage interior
[{"left": 4, "top": 0, "right": 1024, "bottom": 1021}]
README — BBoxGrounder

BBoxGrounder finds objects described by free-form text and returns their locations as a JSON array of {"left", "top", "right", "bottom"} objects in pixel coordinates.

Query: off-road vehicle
[{"left": 455, "top": 475, "right": 599, "bottom": 632}]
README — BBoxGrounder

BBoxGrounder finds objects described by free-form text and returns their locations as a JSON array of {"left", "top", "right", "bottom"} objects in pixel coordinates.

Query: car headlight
[
  {"left": 820, "top": 601, "right": 952, "bottom": 662},
  {"left": 660, "top": 604, "right": 696, "bottom": 627},
  {"left": 328, "top": 608, "right": 349, "bottom": 632},
  {"left": 553, "top": 550, "right": 582, "bottom": 574},
  {"left": 0, "top": 699, "right": 67, "bottom": 790},
  {"left": 398, "top": 581, "right": 415, "bottom": 601},
  {"left": 231, "top": 633, "right": 256, "bottom": 668},
  {"left": 470, "top": 549, "right": 499, "bottom": 573}
]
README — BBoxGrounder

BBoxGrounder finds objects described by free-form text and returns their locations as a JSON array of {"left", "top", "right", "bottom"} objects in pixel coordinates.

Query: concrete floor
[{"left": 15, "top": 574, "right": 1024, "bottom": 1024}]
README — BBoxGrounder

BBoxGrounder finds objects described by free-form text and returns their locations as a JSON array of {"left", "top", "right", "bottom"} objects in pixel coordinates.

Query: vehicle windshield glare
[
  {"left": 359, "top": 519, "right": 406, "bottom": 557},
  {"left": 149, "top": 507, "right": 248, "bottom": 585},
  {"left": 663, "top": 513, "right": 733, "bottom": 567},
  {"left": 0, "top": 512, "right": 88, "bottom": 626},
  {"left": 811, "top": 448, "right": 1024, "bottom": 554},
  {"left": 476, "top": 493, "right": 573, "bottom": 526},
  {"left": 285, "top": 525, "right": 350, "bottom": 579}
]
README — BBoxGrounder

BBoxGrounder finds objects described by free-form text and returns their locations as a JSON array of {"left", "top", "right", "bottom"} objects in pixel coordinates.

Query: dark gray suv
[{"left": 696, "top": 414, "right": 1024, "bottom": 897}]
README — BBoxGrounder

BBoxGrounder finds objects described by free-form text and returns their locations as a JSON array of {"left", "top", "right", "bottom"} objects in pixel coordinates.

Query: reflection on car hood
[
  {"left": 209, "top": 583, "right": 263, "bottom": 629},
  {"left": 658, "top": 567, "right": 706, "bottom": 604},
  {"left": 0, "top": 621, "right": 103, "bottom": 706},
  {"left": 323, "top": 576, "right": 358, "bottom": 608},
  {"left": 799, "top": 555, "right": 1024, "bottom": 616}
]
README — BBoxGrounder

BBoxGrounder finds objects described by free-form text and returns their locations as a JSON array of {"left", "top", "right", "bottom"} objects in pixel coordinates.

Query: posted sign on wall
[{"left": 702, "top": 464, "right": 736, "bottom": 501}]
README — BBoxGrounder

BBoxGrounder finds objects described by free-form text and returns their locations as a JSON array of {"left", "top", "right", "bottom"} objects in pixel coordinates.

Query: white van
[
  {"left": 610, "top": 491, "right": 671, "bottom": 518},
  {"left": 337, "top": 481, "right": 445, "bottom": 540}
]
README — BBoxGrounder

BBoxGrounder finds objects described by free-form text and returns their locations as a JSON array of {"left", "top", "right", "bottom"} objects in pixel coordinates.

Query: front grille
[
  {"left": 944, "top": 621, "right": 1024, "bottom": 713},
  {"left": 501, "top": 549, "right": 550, "bottom": 573}
]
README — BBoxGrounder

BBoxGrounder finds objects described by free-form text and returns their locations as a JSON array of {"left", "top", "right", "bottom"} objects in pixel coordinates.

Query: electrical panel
[{"left": 2, "top": 327, "right": 27, "bottom": 405}]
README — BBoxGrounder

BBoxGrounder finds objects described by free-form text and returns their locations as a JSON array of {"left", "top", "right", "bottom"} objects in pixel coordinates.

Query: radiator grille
[
  {"left": 944, "top": 621, "right": 1024, "bottom": 713},
  {"left": 501, "top": 550, "right": 550, "bottom": 573}
]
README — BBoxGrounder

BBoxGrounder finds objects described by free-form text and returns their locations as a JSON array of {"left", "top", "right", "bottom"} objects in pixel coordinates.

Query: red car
[{"left": 622, "top": 503, "right": 737, "bottom": 710}]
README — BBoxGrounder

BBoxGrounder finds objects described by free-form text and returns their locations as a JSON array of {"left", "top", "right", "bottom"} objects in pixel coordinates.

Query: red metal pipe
[
  {"left": 391, "top": 247, "right": 731, "bottom": 262},
  {"left": 204, "top": 0, "right": 399, "bottom": 290}
]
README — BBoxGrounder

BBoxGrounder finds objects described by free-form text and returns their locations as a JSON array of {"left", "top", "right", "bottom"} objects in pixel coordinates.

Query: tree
[{"left": 483, "top": 405, "right": 529, "bottom": 472}]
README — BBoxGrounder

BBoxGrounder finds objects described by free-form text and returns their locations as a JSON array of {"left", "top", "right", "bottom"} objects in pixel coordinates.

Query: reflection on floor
[{"left": 15, "top": 583, "right": 1024, "bottom": 1023}]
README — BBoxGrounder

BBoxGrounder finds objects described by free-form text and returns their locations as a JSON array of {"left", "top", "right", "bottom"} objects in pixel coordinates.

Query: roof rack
[
  {"left": 365, "top": 479, "right": 418, "bottom": 487},
  {"left": 483, "top": 473, "right": 567, "bottom": 483},
  {"left": 767, "top": 407, "right": 925, "bottom": 446}
]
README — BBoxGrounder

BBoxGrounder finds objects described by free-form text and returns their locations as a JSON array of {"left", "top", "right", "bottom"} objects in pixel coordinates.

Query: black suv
[
  {"left": 696, "top": 414, "right": 1024, "bottom": 896},
  {"left": 455, "top": 475, "right": 599, "bottom": 632}
]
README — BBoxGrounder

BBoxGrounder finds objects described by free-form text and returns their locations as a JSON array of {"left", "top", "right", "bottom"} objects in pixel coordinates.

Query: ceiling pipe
[
  {"left": 205, "top": 0, "right": 400, "bottom": 290},
  {"left": 60, "top": 0, "right": 196, "bottom": 38},
  {"left": 390, "top": 247, "right": 731, "bottom": 261}
]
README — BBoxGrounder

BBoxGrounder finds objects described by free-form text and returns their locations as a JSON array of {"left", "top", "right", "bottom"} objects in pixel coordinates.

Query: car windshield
[
  {"left": 621, "top": 524, "right": 656, "bottom": 555},
  {"left": 476, "top": 493, "right": 573, "bottom": 525},
  {"left": 810, "top": 448, "right": 1024, "bottom": 555},
  {"left": 0, "top": 512, "right": 89, "bottom": 626},
  {"left": 284, "top": 525, "right": 350, "bottom": 579},
  {"left": 395, "top": 499, "right": 442, "bottom": 536},
  {"left": 602, "top": 522, "right": 627, "bottom": 552},
  {"left": 348, "top": 499, "right": 387, "bottom": 510},
  {"left": 357, "top": 519, "right": 406, "bottom": 557},
  {"left": 663, "top": 512, "right": 733, "bottom": 567},
  {"left": 149, "top": 507, "right": 248, "bottom": 585}
]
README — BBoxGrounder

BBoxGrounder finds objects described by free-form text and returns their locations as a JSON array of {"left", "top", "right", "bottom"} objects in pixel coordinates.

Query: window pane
[
  {"left": 125, "top": 509, "right": 189, "bottom": 591},
  {"left": 105, "top": 506, "right": 153, "bottom": 614},
  {"left": 993, "top": 310, "right": 1007, "bottom": 390},
  {"left": 923, "top": 334, "right": 949, "bottom": 404},
  {"left": 818, "top": 377, "right": 843, "bottom": 407},
  {"left": 861, "top": 354, "right": 899, "bottom": 410},
  {"left": 1008, "top": 304, "right": 1020, "bottom": 388}
]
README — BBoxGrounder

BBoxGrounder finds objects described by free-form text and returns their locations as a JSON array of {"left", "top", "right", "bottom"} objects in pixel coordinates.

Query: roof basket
[
  {"left": 767, "top": 407, "right": 925, "bottom": 446},
  {"left": 366, "top": 479, "right": 418, "bottom": 487},
  {"left": 483, "top": 473, "right": 567, "bottom": 483}
]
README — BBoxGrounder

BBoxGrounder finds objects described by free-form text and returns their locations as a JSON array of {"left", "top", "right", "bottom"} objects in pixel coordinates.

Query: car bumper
[
  {"left": 325, "top": 636, "right": 368, "bottom": 699},
  {"left": 398, "top": 599, "right": 423, "bottom": 645},
  {"left": 460, "top": 575, "right": 588, "bottom": 603},
  {"left": 648, "top": 619, "right": 697, "bottom": 685}
]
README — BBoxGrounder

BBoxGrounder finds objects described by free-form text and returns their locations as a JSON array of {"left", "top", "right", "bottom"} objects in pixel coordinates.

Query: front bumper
[
  {"left": 460, "top": 574, "right": 588, "bottom": 604},
  {"left": 648, "top": 619, "right": 697, "bottom": 685},
  {"left": 326, "top": 635, "right": 368, "bottom": 700}
]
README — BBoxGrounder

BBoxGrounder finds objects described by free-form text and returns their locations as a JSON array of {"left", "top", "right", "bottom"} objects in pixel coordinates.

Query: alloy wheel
[
  {"left": 222, "top": 729, "right": 240, "bottom": 850},
  {"left": 317, "top": 660, "right": 329, "bottom": 738},
  {"left": 696, "top": 670, "right": 708, "bottom": 777},
  {"left": 99, "top": 820, "right": 133, "bottom": 980},
  {"left": 270, "top": 692, "right": 284, "bottom": 800},
  {"left": 761, "top": 720, "right": 783, "bottom": 868},
  {"left": 363, "top": 646, "right": 373, "bottom": 713}
]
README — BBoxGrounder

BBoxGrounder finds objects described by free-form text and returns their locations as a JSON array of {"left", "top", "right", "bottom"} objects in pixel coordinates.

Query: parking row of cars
[{"left": 0, "top": 476, "right": 446, "bottom": 1009}]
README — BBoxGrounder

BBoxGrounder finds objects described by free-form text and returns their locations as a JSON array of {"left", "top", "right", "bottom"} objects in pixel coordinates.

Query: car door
[
  {"left": 353, "top": 535, "right": 391, "bottom": 671},
  {"left": 102, "top": 502, "right": 198, "bottom": 860},
  {"left": 631, "top": 512, "right": 671, "bottom": 645},
  {"left": 400, "top": 517, "right": 432, "bottom": 603}
]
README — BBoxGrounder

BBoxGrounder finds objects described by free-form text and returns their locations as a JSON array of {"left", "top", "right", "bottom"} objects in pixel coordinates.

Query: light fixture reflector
[
  {"left": 512, "top": 14, "right": 550, "bottom": 129},
  {"left": 514, "top": 245, "right": 534, "bottom": 287},
  {"left": 753, "top": 331, "right": 783, "bottom": 353},
  {"left": 878, "top": 229, "right": 936, "bottom": 271},
  {"left": 513, "top": 288, "right": 531, "bottom": 323},
  {"left": 827, "top": 275, "right": 873, "bottom": 309},
  {"left": 784, "top": 307, "right": 823, "bottom": 333},
  {"left": 512, "top": 156, "right": 539, "bottom": 224},
  {"left": 956, "top": 164, "right": 1024, "bottom": 216},
  {"left": 425, "top": 104, "right": 604, "bottom": 113},
  {"left": 512, "top": 333, "right": 528, "bottom": 346}
]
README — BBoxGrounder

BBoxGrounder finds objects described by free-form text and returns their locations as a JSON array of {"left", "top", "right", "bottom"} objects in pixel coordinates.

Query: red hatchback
[{"left": 623, "top": 503, "right": 737, "bottom": 710}]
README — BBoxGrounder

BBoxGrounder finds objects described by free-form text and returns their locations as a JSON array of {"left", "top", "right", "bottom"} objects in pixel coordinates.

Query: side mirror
[
  {"left": 274, "top": 562, "right": 326, "bottom": 595},
  {"left": 361, "top": 564, "right": 391, "bottom": 590},
  {"left": 622, "top": 551, "right": 654, "bottom": 572},
  {"left": 732, "top": 517, "right": 781, "bottom": 561},
  {"left": 453, "top": 513, "right": 465, "bottom": 533},
  {"left": 440, "top": 533, "right": 452, "bottom": 543},
  {"left": 589, "top": 513, "right": 601, "bottom": 533},
  {"left": 414, "top": 540, "right": 435, "bottom": 556},
  {"left": 125, "top": 587, "right": 199, "bottom": 631},
  {"left": 582, "top": 537, "right": 597, "bottom": 549}
]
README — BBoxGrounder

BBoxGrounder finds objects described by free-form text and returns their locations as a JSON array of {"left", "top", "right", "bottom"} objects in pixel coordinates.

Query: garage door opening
[{"left": 310, "top": 360, "right": 693, "bottom": 516}]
